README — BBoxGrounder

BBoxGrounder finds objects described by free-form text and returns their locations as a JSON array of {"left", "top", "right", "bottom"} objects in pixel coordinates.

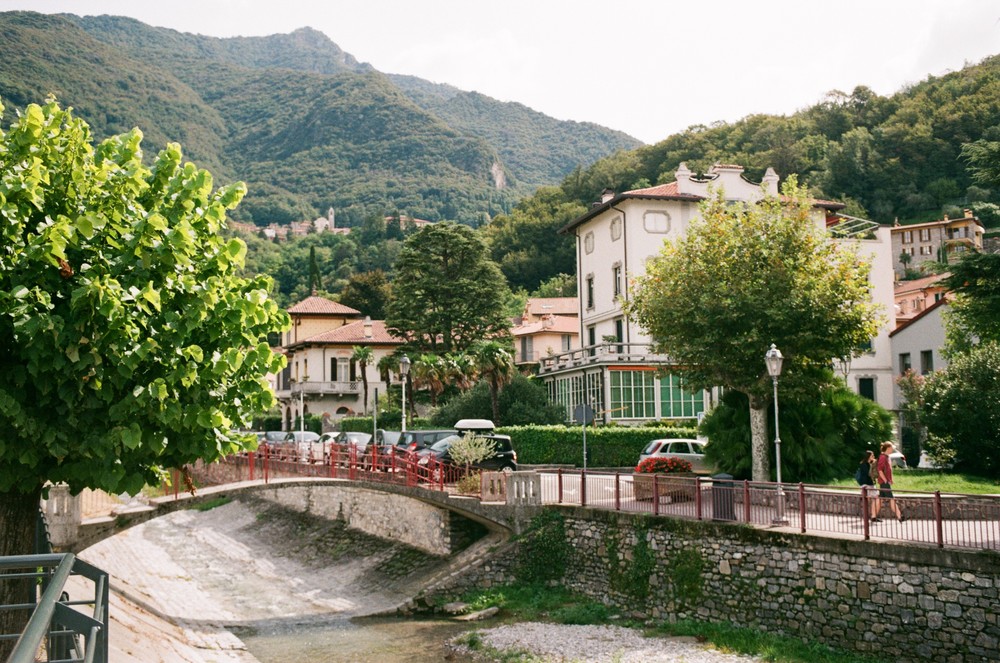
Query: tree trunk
[
  {"left": 0, "top": 485, "right": 43, "bottom": 659},
  {"left": 748, "top": 398, "right": 771, "bottom": 483}
]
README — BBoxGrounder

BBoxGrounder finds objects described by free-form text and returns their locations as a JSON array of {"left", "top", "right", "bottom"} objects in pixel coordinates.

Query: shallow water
[{"left": 236, "top": 616, "right": 474, "bottom": 662}]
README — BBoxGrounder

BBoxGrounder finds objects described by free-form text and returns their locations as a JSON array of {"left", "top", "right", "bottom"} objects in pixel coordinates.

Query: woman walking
[
  {"left": 859, "top": 450, "right": 880, "bottom": 522},
  {"left": 876, "top": 442, "right": 905, "bottom": 522}
]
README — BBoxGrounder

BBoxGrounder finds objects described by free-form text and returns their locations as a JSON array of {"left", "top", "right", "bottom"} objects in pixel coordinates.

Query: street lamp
[
  {"left": 765, "top": 344, "right": 787, "bottom": 525},
  {"left": 399, "top": 356, "right": 411, "bottom": 432}
]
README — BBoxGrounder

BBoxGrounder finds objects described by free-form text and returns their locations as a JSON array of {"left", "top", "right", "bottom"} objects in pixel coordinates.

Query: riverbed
[{"left": 77, "top": 497, "right": 761, "bottom": 663}]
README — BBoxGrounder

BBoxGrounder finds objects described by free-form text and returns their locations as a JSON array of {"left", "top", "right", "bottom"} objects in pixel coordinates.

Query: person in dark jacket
[{"left": 859, "top": 450, "right": 880, "bottom": 522}]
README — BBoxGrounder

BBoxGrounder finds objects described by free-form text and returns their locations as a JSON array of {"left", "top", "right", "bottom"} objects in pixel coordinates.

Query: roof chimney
[
  {"left": 675, "top": 162, "right": 693, "bottom": 194},
  {"left": 363, "top": 316, "right": 373, "bottom": 339},
  {"left": 761, "top": 167, "right": 779, "bottom": 196},
  {"left": 600, "top": 188, "right": 615, "bottom": 204}
]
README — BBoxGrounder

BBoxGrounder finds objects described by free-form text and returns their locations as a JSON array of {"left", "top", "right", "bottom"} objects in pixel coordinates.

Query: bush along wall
[{"left": 496, "top": 425, "right": 698, "bottom": 468}]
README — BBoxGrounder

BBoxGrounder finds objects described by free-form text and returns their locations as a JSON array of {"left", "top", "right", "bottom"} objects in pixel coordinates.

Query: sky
[{"left": 4, "top": 1, "right": 999, "bottom": 144}]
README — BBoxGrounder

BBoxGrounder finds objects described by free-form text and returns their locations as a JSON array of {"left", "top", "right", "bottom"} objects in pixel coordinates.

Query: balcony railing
[
  {"left": 537, "top": 343, "right": 671, "bottom": 374},
  {"left": 286, "top": 380, "right": 362, "bottom": 396}
]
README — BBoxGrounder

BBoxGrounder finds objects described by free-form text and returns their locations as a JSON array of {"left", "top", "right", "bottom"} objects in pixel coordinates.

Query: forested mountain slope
[{"left": 0, "top": 10, "right": 638, "bottom": 227}]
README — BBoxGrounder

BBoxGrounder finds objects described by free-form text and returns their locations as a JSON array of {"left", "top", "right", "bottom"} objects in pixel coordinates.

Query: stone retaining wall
[{"left": 552, "top": 507, "right": 999, "bottom": 662}]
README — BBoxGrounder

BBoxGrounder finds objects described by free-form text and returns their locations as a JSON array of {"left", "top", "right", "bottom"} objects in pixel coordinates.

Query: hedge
[
  {"left": 337, "top": 418, "right": 697, "bottom": 467},
  {"left": 497, "top": 425, "right": 697, "bottom": 468}
]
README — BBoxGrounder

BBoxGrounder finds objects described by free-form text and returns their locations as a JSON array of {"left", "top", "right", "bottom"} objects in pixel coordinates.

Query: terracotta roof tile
[
  {"left": 525, "top": 297, "right": 579, "bottom": 317},
  {"left": 288, "top": 296, "right": 361, "bottom": 316},
  {"left": 297, "top": 319, "right": 402, "bottom": 345},
  {"left": 512, "top": 316, "right": 580, "bottom": 336}
]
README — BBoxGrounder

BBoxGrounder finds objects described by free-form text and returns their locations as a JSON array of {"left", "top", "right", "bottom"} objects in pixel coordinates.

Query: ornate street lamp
[
  {"left": 399, "top": 356, "right": 411, "bottom": 433},
  {"left": 765, "top": 344, "right": 788, "bottom": 525}
]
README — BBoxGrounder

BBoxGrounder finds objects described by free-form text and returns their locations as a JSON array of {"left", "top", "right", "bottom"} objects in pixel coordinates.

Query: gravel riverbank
[{"left": 452, "top": 622, "right": 762, "bottom": 663}]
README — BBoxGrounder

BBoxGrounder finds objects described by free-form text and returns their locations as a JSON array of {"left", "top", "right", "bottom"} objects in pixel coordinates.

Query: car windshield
[{"left": 642, "top": 440, "right": 663, "bottom": 454}]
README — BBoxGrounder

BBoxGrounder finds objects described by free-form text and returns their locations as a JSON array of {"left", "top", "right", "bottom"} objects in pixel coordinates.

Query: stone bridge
[{"left": 44, "top": 474, "right": 544, "bottom": 555}]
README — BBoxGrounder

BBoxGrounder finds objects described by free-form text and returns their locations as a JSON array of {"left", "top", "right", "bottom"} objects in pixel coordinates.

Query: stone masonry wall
[{"left": 554, "top": 507, "right": 999, "bottom": 663}]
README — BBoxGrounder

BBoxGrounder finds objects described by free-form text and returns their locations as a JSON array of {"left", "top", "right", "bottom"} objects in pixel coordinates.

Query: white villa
[
  {"left": 275, "top": 296, "right": 403, "bottom": 429},
  {"left": 539, "top": 163, "right": 897, "bottom": 424}
]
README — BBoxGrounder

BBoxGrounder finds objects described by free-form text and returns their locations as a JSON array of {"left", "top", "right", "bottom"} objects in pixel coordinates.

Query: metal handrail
[{"left": 1, "top": 553, "right": 108, "bottom": 663}]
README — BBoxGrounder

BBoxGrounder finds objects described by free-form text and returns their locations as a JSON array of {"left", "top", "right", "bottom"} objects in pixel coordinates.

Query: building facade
[
  {"left": 890, "top": 211, "right": 983, "bottom": 278},
  {"left": 540, "top": 163, "right": 896, "bottom": 424},
  {"left": 276, "top": 296, "right": 403, "bottom": 430}
]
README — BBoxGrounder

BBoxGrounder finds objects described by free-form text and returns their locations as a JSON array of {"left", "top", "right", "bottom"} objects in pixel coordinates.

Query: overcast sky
[{"left": 4, "top": 0, "right": 999, "bottom": 144}]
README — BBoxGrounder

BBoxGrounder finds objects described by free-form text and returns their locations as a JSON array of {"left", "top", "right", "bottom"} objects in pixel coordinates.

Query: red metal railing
[
  {"left": 186, "top": 443, "right": 471, "bottom": 494},
  {"left": 539, "top": 470, "right": 1000, "bottom": 551},
  {"left": 180, "top": 455, "right": 1000, "bottom": 552}
]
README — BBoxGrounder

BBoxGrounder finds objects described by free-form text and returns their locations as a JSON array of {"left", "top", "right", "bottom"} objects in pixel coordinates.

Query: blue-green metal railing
[{"left": 0, "top": 553, "right": 108, "bottom": 663}]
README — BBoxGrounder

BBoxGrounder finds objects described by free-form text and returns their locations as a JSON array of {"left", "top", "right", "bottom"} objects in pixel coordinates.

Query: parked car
[
  {"left": 319, "top": 431, "right": 373, "bottom": 464},
  {"left": 416, "top": 419, "right": 517, "bottom": 475},
  {"left": 373, "top": 429, "right": 457, "bottom": 460},
  {"left": 257, "top": 430, "right": 286, "bottom": 454},
  {"left": 639, "top": 438, "right": 711, "bottom": 473},
  {"left": 279, "top": 430, "right": 321, "bottom": 462},
  {"left": 888, "top": 450, "right": 907, "bottom": 469}
]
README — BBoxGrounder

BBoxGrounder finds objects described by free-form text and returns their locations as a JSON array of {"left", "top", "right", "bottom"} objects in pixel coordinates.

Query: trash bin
[{"left": 712, "top": 473, "right": 735, "bottom": 521}]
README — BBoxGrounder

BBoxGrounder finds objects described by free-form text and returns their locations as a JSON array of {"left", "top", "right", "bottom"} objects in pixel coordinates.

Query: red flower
[{"left": 634, "top": 456, "right": 693, "bottom": 474}]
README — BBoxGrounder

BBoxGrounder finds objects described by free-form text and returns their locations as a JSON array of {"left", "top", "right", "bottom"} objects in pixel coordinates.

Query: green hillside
[{"left": 0, "top": 10, "right": 638, "bottom": 227}]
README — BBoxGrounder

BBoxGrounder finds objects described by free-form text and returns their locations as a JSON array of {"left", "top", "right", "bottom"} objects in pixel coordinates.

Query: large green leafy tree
[
  {"left": 625, "top": 182, "right": 883, "bottom": 482},
  {"left": 0, "top": 100, "right": 289, "bottom": 564},
  {"left": 942, "top": 252, "right": 1000, "bottom": 352},
  {"left": 386, "top": 222, "right": 511, "bottom": 353},
  {"left": 702, "top": 378, "right": 893, "bottom": 482},
  {"left": 917, "top": 342, "right": 1000, "bottom": 477}
]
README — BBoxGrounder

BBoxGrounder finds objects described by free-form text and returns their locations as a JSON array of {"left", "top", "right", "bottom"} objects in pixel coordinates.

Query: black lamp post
[
  {"left": 399, "top": 356, "right": 411, "bottom": 432},
  {"left": 765, "top": 343, "right": 787, "bottom": 525}
]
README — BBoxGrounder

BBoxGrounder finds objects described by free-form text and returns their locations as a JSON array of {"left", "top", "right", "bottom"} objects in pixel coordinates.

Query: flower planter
[{"left": 632, "top": 472, "right": 696, "bottom": 502}]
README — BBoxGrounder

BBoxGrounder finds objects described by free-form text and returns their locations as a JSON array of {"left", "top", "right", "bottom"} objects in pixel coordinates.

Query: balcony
[
  {"left": 278, "top": 380, "right": 363, "bottom": 398},
  {"left": 537, "top": 343, "right": 672, "bottom": 374}
]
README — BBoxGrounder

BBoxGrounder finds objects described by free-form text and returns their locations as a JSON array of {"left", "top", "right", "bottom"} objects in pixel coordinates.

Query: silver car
[{"left": 639, "top": 438, "right": 711, "bottom": 473}]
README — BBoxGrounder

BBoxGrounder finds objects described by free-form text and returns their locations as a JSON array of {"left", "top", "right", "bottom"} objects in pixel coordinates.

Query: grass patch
[
  {"left": 829, "top": 469, "right": 1000, "bottom": 495},
  {"left": 456, "top": 583, "right": 623, "bottom": 626},
  {"left": 651, "top": 619, "right": 881, "bottom": 663},
  {"left": 190, "top": 496, "right": 232, "bottom": 511}
]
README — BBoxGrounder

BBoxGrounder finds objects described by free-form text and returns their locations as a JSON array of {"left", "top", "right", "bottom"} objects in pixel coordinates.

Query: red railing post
[
  {"left": 614, "top": 472, "right": 620, "bottom": 511},
  {"left": 798, "top": 483, "right": 806, "bottom": 533},
  {"left": 695, "top": 476, "right": 702, "bottom": 520},
  {"left": 557, "top": 468, "right": 563, "bottom": 504},
  {"left": 934, "top": 490, "right": 944, "bottom": 548},
  {"left": 248, "top": 451, "right": 255, "bottom": 482},
  {"left": 653, "top": 475, "right": 659, "bottom": 516},
  {"left": 862, "top": 489, "right": 870, "bottom": 540},
  {"left": 743, "top": 480, "right": 751, "bottom": 522},
  {"left": 580, "top": 470, "right": 587, "bottom": 507}
]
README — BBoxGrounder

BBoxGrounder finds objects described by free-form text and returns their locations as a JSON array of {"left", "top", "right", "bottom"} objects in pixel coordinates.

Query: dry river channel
[{"left": 75, "top": 496, "right": 763, "bottom": 662}]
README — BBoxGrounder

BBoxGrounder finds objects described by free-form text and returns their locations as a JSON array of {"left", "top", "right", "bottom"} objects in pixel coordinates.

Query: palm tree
[
  {"left": 377, "top": 353, "right": 398, "bottom": 396},
  {"left": 351, "top": 345, "right": 374, "bottom": 415},
  {"left": 444, "top": 351, "right": 477, "bottom": 392},
  {"left": 471, "top": 340, "right": 515, "bottom": 423},
  {"left": 413, "top": 353, "right": 446, "bottom": 406}
]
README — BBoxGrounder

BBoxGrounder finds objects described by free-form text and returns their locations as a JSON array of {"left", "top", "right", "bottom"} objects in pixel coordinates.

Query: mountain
[{"left": 0, "top": 11, "right": 640, "bottom": 226}]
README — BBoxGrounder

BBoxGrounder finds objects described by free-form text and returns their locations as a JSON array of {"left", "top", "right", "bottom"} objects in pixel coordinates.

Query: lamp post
[
  {"left": 765, "top": 344, "right": 787, "bottom": 525},
  {"left": 399, "top": 356, "right": 411, "bottom": 433}
]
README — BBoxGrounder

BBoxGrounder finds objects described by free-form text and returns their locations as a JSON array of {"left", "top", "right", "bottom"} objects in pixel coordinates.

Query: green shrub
[
  {"left": 339, "top": 414, "right": 433, "bottom": 433},
  {"left": 497, "top": 424, "right": 697, "bottom": 467}
]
